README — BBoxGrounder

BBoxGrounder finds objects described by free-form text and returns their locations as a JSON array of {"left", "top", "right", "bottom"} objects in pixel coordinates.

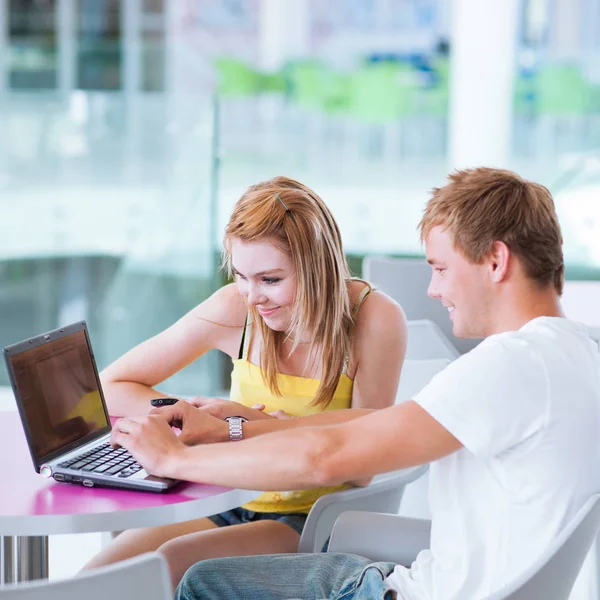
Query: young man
[{"left": 111, "top": 168, "right": 600, "bottom": 600}]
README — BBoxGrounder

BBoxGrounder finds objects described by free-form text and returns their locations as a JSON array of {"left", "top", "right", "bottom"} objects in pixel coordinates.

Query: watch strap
[{"left": 225, "top": 416, "right": 248, "bottom": 442}]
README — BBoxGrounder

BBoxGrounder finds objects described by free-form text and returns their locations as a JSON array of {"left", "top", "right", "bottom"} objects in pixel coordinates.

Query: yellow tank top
[{"left": 230, "top": 284, "right": 371, "bottom": 514}]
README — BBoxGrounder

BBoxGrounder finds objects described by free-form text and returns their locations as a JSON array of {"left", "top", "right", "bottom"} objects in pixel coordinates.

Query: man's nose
[{"left": 427, "top": 277, "right": 439, "bottom": 299}]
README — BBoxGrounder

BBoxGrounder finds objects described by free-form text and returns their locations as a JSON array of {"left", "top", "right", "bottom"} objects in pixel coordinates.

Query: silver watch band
[{"left": 225, "top": 416, "right": 248, "bottom": 442}]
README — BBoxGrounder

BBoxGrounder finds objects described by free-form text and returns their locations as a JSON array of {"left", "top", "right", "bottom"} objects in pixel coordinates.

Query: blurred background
[{"left": 1, "top": 0, "right": 600, "bottom": 397}]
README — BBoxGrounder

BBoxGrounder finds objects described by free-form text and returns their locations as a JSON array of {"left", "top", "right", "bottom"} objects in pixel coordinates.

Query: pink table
[{"left": 0, "top": 412, "right": 260, "bottom": 583}]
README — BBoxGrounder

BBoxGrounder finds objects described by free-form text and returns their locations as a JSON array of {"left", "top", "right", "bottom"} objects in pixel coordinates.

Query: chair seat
[{"left": 328, "top": 511, "right": 431, "bottom": 566}]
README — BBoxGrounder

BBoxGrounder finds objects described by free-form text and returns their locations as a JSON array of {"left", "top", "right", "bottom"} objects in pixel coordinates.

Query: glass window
[{"left": 8, "top": 0, "right": 58, "bottom": 89}]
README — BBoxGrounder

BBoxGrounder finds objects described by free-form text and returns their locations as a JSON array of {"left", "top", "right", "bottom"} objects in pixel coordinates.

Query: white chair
[
  {"left": 395, "top": 358, "right": 450, "bottom": 520},
  {"left": 328, "top": 511, "right": 431, "bottom": 565},
  {"left": 328, "top": 494, "right": 600, "bottom": 600},
  {"left": 0, "top": 553, "right": 170, "bottom": 599},
  {"left": 297, "top": 359, "right": 450, "bottom": 553},
  {"left": 406, "top": 320, "right": 460, "bottom": 361},
  {"left": 589, "top": 326, "right": 600, "bottom": 351},
  {"left": 396, "top": 358, "right": 451, "bottom": 403},
  {"left": 298, "top": 465, "right": 427, "bottom": 553},
  {"left": 561, "top": 281, "right": 600, "bottom": 330},
  {"left": 363, "top": 255, "right": 481, "bottom": 355}
]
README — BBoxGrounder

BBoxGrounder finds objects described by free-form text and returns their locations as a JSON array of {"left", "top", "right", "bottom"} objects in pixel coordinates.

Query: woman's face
[{"left": 230, "top": 237, "right": 297, "bottom": 332}]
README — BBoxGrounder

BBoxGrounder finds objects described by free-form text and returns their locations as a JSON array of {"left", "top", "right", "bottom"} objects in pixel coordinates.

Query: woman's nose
[{"left": 247, "top": 286, "right": 267, "bottom": 306}]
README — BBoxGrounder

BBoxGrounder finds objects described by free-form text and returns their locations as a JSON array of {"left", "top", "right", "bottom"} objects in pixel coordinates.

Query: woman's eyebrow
[
  {"left": 254, "top": 269, "right": 284, "bottom": 277},
  {"left": 232, "top": 266, "right": 284, "bottom": 277}
]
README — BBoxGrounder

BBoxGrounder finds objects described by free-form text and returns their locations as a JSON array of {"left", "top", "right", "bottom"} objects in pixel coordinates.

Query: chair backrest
[
  {"left": 0, "top": 553, "right": 171, "bottom": 600},
  {"left": 298, "top": 358, "right": 448, "bottom": 553},
  {"left": 488, "top": 494, "right": 600, "bottom": 600},
  {"left": 406, "top": 320, "right": 460, "bottom": 361},
  {"left": 395, "top": 358, "right": 450, "bottom": 520},
  {"left": 561, "top": 281, "right": 600, "bottom": 330},
  {"left": 396, "top": 358, "right": 451, "bottom": 404},
  {"left": 363, "top": 256, "right": 481, "bottom": 355},
  {"left": 589, "top": 326, "right": 600, "bottom": 351}
]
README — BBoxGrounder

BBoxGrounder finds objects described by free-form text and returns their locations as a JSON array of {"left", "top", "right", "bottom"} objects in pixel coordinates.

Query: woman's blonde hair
[
  {"left": 419, "top": 168, "right": 564, "bottom": 294},
  {"left": 223, "top": 176, "right": 353, "bottom": 408}
]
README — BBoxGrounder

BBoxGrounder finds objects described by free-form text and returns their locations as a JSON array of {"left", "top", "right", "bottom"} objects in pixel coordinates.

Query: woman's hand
[
  {"left": 148, "top": 402, "right": 229, "bottom": 445},
  {"left": 189, "top": 397, "right": 278, "bottom": 422},
  {"left": 268, "top": 409, "right": 293, "bottom": 420}
]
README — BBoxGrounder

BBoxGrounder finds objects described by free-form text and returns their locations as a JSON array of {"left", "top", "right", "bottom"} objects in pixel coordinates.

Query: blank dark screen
[{"left": 10, "top": 330, "right": 109, "bottom": 460}]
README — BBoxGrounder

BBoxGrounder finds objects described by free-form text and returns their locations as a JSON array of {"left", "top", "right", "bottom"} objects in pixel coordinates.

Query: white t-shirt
[{"left": 386, "top": 317, "right": 600, "bottom": 600}]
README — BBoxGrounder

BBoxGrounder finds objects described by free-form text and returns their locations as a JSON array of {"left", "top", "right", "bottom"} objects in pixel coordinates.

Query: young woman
[{"left": 84, "top": 176, "right": 407, "bottom": 587}]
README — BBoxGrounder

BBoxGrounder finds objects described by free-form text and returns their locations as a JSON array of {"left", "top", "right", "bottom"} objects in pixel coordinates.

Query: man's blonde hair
[
  {"left": 224, "top": 176, "right": 353, "bottom": 408},
  {"left": 419, "top": 168, "right": 564, "bottom": 294}
]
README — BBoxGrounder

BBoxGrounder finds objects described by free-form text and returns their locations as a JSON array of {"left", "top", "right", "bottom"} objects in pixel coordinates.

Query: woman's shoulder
[
  {"left": 349, "top": 279, "right": 406, "bottom": 333},
  {"left": 346, "top": 279, "right": 407, "bottom": 379},
  {"left": 348, "top": 279, "right": 403, "bottom": 315},
  {"left": 191, "top": 283, "right": 247, "bottom": 328}
]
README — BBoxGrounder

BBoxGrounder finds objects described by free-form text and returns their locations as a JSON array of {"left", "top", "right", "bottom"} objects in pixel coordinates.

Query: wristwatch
[{"left": 224, "top": 416, "right": 248, "bottom": 442}]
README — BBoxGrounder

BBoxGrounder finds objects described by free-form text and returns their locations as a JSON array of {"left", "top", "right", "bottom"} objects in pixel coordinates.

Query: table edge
[{"left": 0, "top": 488, "right": 262, "bottom": 536}]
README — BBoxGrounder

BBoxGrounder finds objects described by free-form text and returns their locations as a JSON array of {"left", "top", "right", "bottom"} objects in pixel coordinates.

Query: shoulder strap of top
[
  {"left": 341, "top": 283, "right": 373, "bottom": 375},
  {"left": 237, "top": 312, "right": 253, "bottom": 360},
  {"left": 351, "top": 283, "right": 372, "bottom": 318}
]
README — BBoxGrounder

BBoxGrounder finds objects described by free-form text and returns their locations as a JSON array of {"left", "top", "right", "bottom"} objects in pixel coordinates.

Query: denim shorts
[
  {"left": 207, "top": 507, "right": 308, "bottom": 536},
  {"left": 176, "top": 553, "right": 399, "bottom": 600}
]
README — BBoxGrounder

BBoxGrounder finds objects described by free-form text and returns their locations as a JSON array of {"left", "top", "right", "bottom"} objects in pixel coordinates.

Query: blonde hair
[
  {"left": 419, "top": 168, "right": 564, "bottom": 294},
  {"left": 223, "top": 176, "right": 353, "bottom": 408}
]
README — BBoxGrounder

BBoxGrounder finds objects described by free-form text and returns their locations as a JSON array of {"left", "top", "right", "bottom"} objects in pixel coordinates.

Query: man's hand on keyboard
[{"left": 110, "top": 415, "right": 186, "bottom": 478}]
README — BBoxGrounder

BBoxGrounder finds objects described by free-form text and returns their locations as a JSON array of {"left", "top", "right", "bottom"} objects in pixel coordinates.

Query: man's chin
[
  {"left": 451, "top": 321, "right": 467, "bottom": 339},
  {"left": 452, "top": 325, "right": 481, "bottom": 339}
]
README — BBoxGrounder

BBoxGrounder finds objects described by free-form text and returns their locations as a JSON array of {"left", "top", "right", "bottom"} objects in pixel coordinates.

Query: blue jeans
[{"left": 175, "top": 553, "right": 399, "bottom": 600}]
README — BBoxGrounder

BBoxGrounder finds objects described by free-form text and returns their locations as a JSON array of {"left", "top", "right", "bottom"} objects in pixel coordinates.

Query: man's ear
[{"left": 488, "top": 241, "right": 511, "bottom": 283}]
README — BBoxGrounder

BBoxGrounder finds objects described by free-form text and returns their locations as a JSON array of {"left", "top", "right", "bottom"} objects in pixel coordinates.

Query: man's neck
[{"left": 487, "top": 288, "right": 563, "bottom": 336}]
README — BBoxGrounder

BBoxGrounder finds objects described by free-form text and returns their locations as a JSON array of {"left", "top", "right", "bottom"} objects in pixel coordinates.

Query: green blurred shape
[
  {"left": 433, "top": 56, "right": 450, "bottom": 82},
  {"left": 286, "top": 60, "right": 349, "bottom": 112},
  {"left": 346, "top": 63, "right": 420, "bottom": 123},
  {"left": 214, "top": 57, "right": 262, "bottom": 96},
  {"left": 589, "top": 82, "right": 600, "bottom": 113},
  {"left": 418, "top": 57, "right": 449, "bottom": 117},
  {"left": 535, "top": 64, "right": 591, "bottom": 116},
  {"left": 261, "top": 71, "right": 287, "bottom": 94},
  {"left": 514, "top": 74, "right": 536, "bottom": 115}
]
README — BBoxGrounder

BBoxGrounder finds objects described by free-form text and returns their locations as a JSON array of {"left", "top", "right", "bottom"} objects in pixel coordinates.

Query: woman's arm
[
  {"left": 101, "top": 284, "right": 246, "bottom": 417},
  {"left": 345, "top": 288, "right": 408, "bottom": 484}
]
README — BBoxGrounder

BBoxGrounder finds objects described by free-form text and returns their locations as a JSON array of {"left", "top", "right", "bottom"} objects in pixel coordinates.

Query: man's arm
[
  {"left": 236, "top": 407, "right": 376, "bottom": 438},
  {"left": 149, "top": 401, "right": 374, "bottom": 444},
  {"left": 112, "top": 401, "right": 462, "bottom": 489}
]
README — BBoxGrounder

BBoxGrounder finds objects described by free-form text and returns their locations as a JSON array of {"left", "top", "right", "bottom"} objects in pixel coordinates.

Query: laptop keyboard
[{"left": 58, "top": 442, "right": 144, "bottom": 478}]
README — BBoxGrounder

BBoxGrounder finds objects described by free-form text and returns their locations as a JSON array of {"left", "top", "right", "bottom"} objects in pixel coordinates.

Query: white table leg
[
  {"left": 16, "top": 536, "right": 48, "bottom": 582},
  {"left": 1, "top": 536, "right": 15, "bottom": 584}
]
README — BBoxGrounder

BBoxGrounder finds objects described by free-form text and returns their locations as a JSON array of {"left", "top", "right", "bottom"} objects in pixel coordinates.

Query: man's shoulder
[
  {"left": 451, "top": 330, "right": 537, "bottom": 374},
  {"left": 449, "top": 318, "right": 596, "bottom": 390},
  {"left": 460, "top": 317, "right": 585, "bottom": 363}
]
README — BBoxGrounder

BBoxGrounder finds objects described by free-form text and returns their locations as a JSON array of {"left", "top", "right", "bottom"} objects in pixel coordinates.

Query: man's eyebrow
[{"left": 426, "top": 258, "right": 445, "bottom": 266}]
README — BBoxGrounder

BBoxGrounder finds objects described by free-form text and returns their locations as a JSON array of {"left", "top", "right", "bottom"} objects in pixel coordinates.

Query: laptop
[{"left": 3, "top": 321, "right": 180, "bottom": 493}]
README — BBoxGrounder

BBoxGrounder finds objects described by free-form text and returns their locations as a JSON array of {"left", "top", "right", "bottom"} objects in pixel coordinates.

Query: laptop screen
[{"left": 7, "top": 328, "right": 110, "bottom": 462}]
